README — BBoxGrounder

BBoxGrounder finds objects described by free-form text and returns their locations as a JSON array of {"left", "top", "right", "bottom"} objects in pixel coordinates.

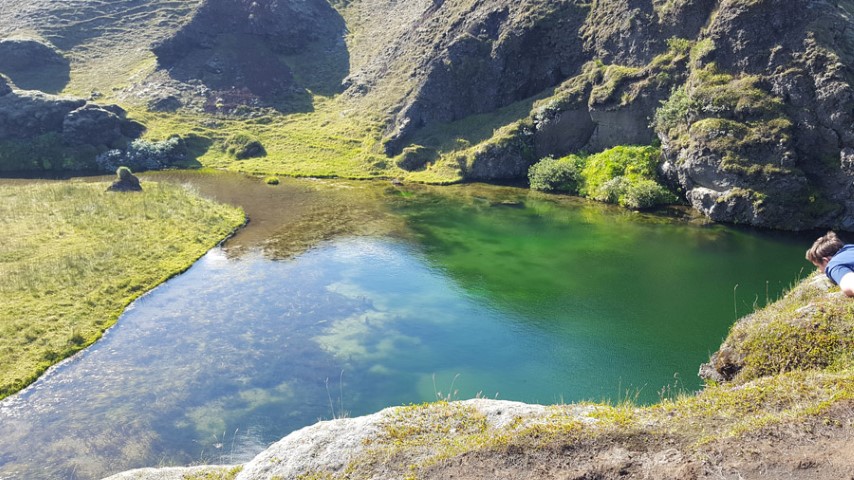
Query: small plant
[
  {"left": 264, "top": 176, "right": 280, "bottom": 185},
  {"left": 116, "top": 165, "right": 134, "bottom": 180}
]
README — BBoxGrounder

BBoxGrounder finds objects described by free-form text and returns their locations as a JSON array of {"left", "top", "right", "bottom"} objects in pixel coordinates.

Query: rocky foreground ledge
[
  {"left": 104, "top": 399, "right": 597, "bottom": 480},
  {"left": 105, "top": 274, "right": 854, "bottom": 480}
]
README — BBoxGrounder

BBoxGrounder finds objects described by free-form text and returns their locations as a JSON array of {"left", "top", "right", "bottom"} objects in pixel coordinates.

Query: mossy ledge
[{"left": 105, "top": 273, "right": 854, "bottom": 480}]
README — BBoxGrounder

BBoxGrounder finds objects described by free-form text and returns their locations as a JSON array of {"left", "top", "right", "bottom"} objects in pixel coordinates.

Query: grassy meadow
[{"left": 0, "top": 181, "right": 244, "bottom": 399}]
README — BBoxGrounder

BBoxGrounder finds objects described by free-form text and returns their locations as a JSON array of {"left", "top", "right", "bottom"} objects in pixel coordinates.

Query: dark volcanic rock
[
  {"left": 374, "top": 1, "right": 589, "bottom": 155},
  {"left": 62, "top": 104, "right": 125, "bottom": 147},
  {"left": 149, "top": 0, "right": 346, "bottom": 111},
  {"left": 655, "top": 0, "right": 854, "bottom": 230},
  {"left": 107, "top": 167, "right": 142, "bottom": 192},
  {"left": 0, "top": 90, "right": 85, "bottom": 138}
]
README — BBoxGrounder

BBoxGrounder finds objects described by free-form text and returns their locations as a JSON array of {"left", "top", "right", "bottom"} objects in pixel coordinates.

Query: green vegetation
[
  {"left": 0, "top": 133, "right": 99, "bottom": 173},
  {"left": 716, "top": 274, "right": 854, "bottom": 383},
  {"left": 223, "top": 132, "right": 266, "bottom": 160},
  {"left": 527, "top": 155, "right": 584, "bottom": 193},
  {"left": 528, "top": 146, "right": 678, "bottom": 209},
  {"left": 0, "top": 181, "right": 244, "bottom": 399},
  {"left": 130, "top": 98, "right": 392, "bottom": 180},
  {"left": 264, "top": 176, "right": 280, "bottom": 185}
]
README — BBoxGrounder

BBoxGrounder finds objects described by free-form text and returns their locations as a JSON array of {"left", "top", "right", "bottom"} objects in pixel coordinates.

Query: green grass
[
  {"left": 130, "top": 97, "right": 394, "bottom": 180},
  {"left": 0, "top": 181, "right": 245, "bottom": 399}
]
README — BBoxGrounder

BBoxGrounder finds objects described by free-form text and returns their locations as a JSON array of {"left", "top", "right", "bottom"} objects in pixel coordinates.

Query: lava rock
[{"left": 107, "top": 167, "right": 142, "bottom": 192}]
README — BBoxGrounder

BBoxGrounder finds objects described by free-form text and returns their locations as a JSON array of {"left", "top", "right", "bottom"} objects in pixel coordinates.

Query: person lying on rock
[{"left": 806, "top": 231, "right": 854, "bottom": 297}]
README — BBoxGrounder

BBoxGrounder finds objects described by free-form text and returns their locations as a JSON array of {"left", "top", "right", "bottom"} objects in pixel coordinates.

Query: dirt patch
[{"left": 419, "top": 402, "right": 854, "bottom": 480}]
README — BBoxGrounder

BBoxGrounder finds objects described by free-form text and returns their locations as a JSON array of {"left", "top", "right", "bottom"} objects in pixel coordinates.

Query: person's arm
[{"left": 839, "top": 271, "right": 854, "bottom": 297}]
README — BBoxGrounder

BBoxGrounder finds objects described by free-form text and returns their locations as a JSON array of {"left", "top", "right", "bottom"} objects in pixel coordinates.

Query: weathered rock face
[
  {"left": 147, "top": 0, "right": 346, "bottom": 111},
  {"left": 367, "top": 1, "right": 590, "bottom": 155},
  {"left": 0, "top": 90, "right": 85, "bottom": 139},
  {"left": 0, "top": 84, "right": 144, "bottom": 171},
  {"left": 655, "top": 0, "right": 854, "bottom": 230},
  {"left": 337, "top": 0, "right": 854, "bottom": 229},
  {"left": 62, "top": 104, "right": 125, "bottom": 147}
]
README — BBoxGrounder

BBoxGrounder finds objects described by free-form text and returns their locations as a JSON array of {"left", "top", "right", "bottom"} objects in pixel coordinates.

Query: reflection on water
[{"left": 0, "top": 173, "right": 811, "bottom": 479}]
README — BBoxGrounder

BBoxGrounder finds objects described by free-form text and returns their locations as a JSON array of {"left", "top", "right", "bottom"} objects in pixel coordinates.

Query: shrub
[
  {"left": 581, "top": 146, "right": 659, "bottom": 192},
  {"left": 264, "top": 176, "right": 280, "bottom": 185},
  {"left": 528, "top": 154, "right": 584, "bottom": 194},
  {"left": 652, "top": 85, "right": 695, "bottom": 136},
  {"left": 580, "top": 146, "right": 676, "bottom": 209},
  {"left": 224, "top": 132, "right": 265, "bottom": 159},
  {"left": 0, "top": 133, "right": 98, "bottom": 172},
  {"left": 95, "top": 136, "right": 187, "bottom": 173},
  {"left": 621, "top": 178, "right": 678, "bottom": 209}
]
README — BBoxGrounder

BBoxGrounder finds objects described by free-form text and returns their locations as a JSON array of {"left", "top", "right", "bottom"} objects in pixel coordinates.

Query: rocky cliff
[
  {"left": 1, "top": 0, "right": 853, "bottom": 227},
  {"left": 0, "top": 73, "right": 143, "bottom": 171}
]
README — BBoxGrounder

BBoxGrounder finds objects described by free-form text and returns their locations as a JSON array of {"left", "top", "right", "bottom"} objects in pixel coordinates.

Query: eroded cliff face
[
  {"left": 140, "top": 0, "right": 347, "bottom": 112},
  {"left": 1, "top": 0, "right": 851, "bottom": 229},
  {"left": 341, "top": 0, "right": 854, "bottom": 230}
]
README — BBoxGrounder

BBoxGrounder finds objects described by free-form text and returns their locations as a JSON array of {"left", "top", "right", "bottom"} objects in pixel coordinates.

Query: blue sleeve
[{"left": 827, "top": 264, "right": 854, "bottom": 285}]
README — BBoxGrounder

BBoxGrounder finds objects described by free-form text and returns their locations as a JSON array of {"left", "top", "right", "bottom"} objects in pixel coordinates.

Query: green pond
[{"left": 0, "top": 172, "right": 811, "bottom": 479}]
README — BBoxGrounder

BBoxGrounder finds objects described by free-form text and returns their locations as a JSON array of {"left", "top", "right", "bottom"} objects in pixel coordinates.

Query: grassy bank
[{"left": 0, "top": 181, "right": 245, "bottom": 399}]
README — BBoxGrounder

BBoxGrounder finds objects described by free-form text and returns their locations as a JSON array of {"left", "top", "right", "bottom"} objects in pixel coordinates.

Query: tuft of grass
[{"left": 0, "top": 181, "right": 245, "bottom": 399}]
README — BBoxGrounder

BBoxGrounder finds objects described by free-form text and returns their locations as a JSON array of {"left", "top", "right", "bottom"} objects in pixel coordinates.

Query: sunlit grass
[
  {"left": 130, "top": 96, "right": 394, "bottom": 180},
  {"left": 0, "top": 181, "right": 244, "bottom": 399}
]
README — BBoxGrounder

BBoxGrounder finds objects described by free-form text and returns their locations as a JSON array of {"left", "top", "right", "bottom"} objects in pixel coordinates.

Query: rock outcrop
[
  {"left": 0, "top": 88, "right": 140, "bottom": 147},
  {"left": 0, "top": 80, "right": 145, "bottom": 171},
  {"left": 107, "top": 167, "right": 142, "bottom": 192},
  {"left": 144, "top": 0, "right": 347, "bottom": 112},
  {"left": 333, "top": 0, "right": 854, "bottom": 229},
  {"left": 103, "top": 399, "right": 593, "bottom": 480}
]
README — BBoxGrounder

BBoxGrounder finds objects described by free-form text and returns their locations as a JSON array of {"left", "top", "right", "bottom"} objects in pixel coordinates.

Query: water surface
[{"left": 0, "top": 174, "right": 811, "bottom": 479}]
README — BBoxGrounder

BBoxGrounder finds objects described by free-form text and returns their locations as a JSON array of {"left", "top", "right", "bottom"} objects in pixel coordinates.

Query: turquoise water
[{"left": 0, "top": 179, "right": 810, "bottom": 479}]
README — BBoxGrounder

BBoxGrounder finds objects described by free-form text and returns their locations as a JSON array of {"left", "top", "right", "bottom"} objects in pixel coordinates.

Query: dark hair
[{"left": 806, "top": 231, "right": 844, "bottom": 264}]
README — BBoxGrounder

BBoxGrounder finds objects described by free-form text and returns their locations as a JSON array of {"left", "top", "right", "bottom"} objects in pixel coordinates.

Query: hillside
[{"left": 0, "top": 0, "right": 853, "bottom": 229}]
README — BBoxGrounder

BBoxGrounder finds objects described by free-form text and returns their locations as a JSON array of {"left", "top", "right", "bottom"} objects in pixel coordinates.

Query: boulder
[
  {"left": 0, "top": 37, "right": 65, "bottom": 71},
  {"left": 62, "top": 104, "right": 124, "bottom": 147},
  {"left": 107, "top": 167, "right": 142, "bottom": 192},
  {"left": 0, "top": 89, "right": 85, "bottom": 139}
]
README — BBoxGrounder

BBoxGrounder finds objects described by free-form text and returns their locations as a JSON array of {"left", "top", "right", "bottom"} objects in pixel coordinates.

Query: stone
[
  {"left": 107, "top": 168, "right": 142, "bottom": 192},
  {"left": 62, "top": 104, "right": 124, "bottom": 147}
]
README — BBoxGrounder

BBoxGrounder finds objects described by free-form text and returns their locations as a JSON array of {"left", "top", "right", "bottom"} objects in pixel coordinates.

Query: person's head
[{"left": 806, "top": 231, "right": 844, "bottom": 273}]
